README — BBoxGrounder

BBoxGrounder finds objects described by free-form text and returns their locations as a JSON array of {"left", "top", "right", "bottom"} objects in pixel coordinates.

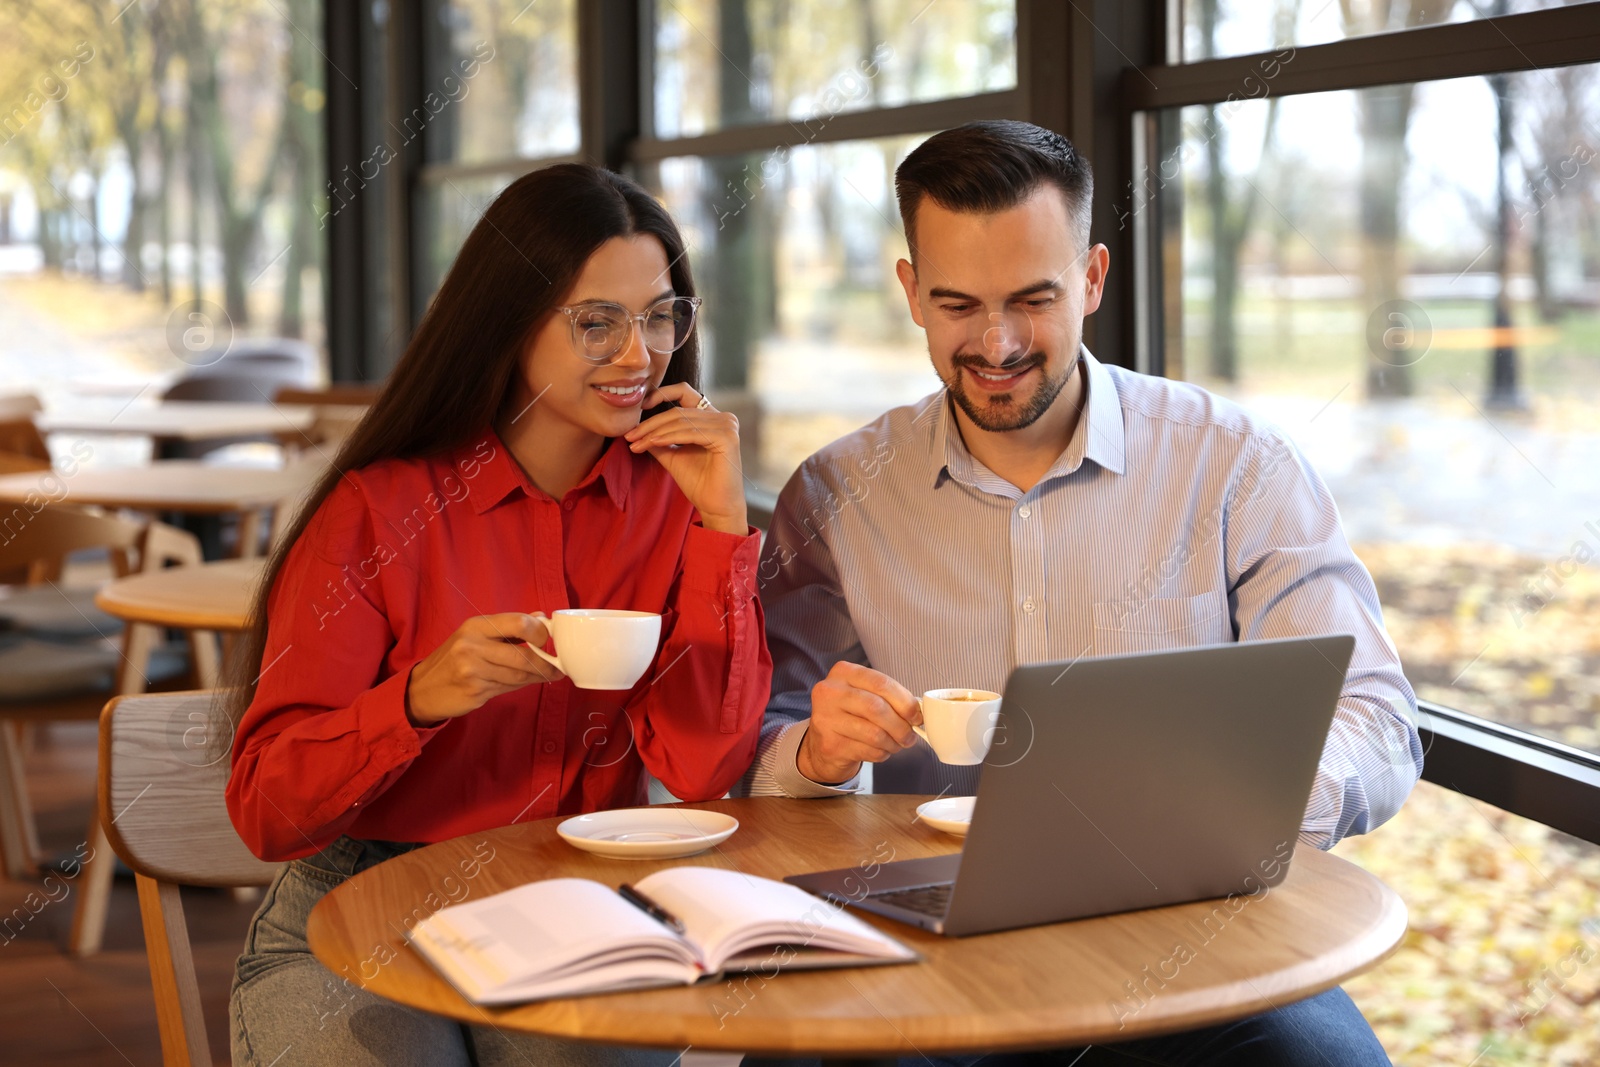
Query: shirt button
[
  {"left": 563, "top": 500, "right": 575, "bottom": 512},
  {"left": 542, "top": 740, "right": 558, "bottom": 754},
  {"left": 735, "top": 561, "right": 748, "bottom": 572},
  {"left": 1022, "top": 597, "right": 1037, "bottom": 614},
  {"left": 1018, "top": 505, "right": 1031, "bottom": 518}
]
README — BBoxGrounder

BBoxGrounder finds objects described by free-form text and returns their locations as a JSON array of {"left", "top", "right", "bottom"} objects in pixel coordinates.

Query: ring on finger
[{"left": 696, "top": 395, "right": 713, "bottom": 410}]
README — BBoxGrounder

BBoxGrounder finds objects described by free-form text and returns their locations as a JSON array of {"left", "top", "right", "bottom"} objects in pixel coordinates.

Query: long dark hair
[{"left": 219, "top": 163, "right": 700, "bottom": 740}]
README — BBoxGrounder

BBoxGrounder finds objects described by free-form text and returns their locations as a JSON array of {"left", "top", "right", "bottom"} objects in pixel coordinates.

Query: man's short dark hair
[{"left": 894, "top": 120, "right": 1093, "bottom": 262}]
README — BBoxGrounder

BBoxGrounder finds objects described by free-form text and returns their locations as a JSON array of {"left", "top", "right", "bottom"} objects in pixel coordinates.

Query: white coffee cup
[
  {"left": 913, "top": 688, "right": 1002, "bottom": 765},
  {"left": 526, "top": 609, "right": 662, "bottom": 690}
]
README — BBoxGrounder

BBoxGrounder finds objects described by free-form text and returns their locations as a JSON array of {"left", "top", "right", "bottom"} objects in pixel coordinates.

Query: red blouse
[{"left": 226, "top": 429, "right": 770, "bottom": 861}]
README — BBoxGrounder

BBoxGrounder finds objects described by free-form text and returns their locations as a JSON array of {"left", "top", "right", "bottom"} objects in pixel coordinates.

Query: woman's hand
[
  {"left": 406, "top": 613, "right": 565, "bottom": 726},
  {"left": 624, "top": 383, "right": 748, "bottom": 535}
]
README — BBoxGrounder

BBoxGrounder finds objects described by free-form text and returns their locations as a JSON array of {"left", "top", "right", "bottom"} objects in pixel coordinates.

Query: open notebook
[{"left": 407, "top": 866, "right": 919, "bottom": 1005}]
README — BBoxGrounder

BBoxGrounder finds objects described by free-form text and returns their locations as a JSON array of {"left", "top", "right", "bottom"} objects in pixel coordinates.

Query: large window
[
  {"left": 413, "top": 0, "right": 580, "bottom": 299},
  {"left": 641, "top": 1, "right": 1019, "bottom": 493},
  {"left": 1165, "top": 65, "right": 1600, "bottom": 756},
  {"left": 426, "top": 0, "right": 580, "bottom": 164},
  {"left": 0, "top": 0, "right": 327, "bottom": 410},
  {"left": 408, "top": 0, "right": 1019, "bottom": 494},
  {"left": 654, "top": 135, "right": 941, "bottom": 488},
  {"left": 652, "top": 0, "right": 1016, "bottom": 138}
]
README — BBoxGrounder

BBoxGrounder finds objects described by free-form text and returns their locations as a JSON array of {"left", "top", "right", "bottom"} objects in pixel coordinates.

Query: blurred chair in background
[
  {"left": 0, "top": 394, "right": 44, "bottom": 421},
  {"left": 0, "top": 407, "right": 52, "bottom": 468},
  {"left": 0, "top": 506, "right": 206, "bottom": 954},
  {"left": 273, "top": 384, "right": 377, "bottom": 460}
]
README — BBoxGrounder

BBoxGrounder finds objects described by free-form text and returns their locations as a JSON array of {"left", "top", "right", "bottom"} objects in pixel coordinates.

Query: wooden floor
[{"left": 1, "top": 720, "right": 257, "bottom": 1065}]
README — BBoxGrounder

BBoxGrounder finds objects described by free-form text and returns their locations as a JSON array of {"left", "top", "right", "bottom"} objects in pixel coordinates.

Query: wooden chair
[
  {"left": 0, "top": 446, "right": 53, "bottom": 584},
  {"left": 273, "top": 385, "right": 375, "bottom": 460},
  {"left": 100, "top": 691, "right": 279, "bottom": 1067},
  {"left": 0, "top": 415, "right": 52, "bottom": 465},
  {"left": 0, "top": 506, "right": 209, "bottom": 954},
  {"left": 273, "top": 383, "right": 381, "bottom": 408},
  {"left": 0, "top": 450, "right": 51, "bottom": 474},
  {"left": 0, "top": 392, "right": 43, "bottom": 420}
]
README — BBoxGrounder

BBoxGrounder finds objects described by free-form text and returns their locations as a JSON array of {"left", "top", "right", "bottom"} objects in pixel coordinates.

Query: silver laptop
[{"left": 785, "top": 634, "right": 1355, "bottom": 936}]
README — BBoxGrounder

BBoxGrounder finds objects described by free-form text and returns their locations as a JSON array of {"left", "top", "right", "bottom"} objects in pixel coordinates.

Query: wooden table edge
[{"left": 93, "top": 563, "right": 261, "bottom": 632}]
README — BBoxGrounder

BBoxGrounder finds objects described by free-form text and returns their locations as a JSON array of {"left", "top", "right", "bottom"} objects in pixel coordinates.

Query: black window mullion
[
  {"left": 628, "top": 89, "right": 1027, "bottom": 163},
  {"left": 1128, "top": 4, "right": 1600, "bottom": 110},
  {"left": 324, "top": 1, "right": 368, "bottom": 383},
  {"left": 579, "top": 0, "right": 643, "bottom": 171}
]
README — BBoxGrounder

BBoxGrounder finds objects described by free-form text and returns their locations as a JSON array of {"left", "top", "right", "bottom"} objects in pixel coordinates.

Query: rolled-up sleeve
[{"left": 1226, "top": 432, "right": 1424, "bottom": 849}]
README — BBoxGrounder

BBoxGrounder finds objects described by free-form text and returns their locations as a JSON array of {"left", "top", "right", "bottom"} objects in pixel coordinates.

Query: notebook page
[
  {"left": 410, "top": 877, "right": 700, "bottom": 997},
  {"left": 635, "top": 867, "right": 914, "bottom": 969}
]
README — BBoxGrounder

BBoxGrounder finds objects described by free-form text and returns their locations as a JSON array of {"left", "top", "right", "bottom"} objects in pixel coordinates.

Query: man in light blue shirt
[{"left": 742, "top": 121, "right": 1416, "bottom": 1066}]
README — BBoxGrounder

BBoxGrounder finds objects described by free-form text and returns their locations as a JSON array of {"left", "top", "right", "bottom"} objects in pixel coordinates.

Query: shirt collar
[
  {"left": 459, "top": 429, "right": 632, "bottom": 515},
  {"left": 925, "top": 344, "right": 1126, "bottom": 491}
]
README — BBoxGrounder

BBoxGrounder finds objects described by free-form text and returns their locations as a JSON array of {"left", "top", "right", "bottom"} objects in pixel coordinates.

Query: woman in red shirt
[{"left": 223, "top": 164, "right": 770, "bottom": 1067}]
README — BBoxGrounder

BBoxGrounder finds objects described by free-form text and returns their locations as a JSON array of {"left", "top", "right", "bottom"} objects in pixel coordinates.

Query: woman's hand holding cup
[{"left": 406, "top": 613, "right": 564, "bottom": 726}]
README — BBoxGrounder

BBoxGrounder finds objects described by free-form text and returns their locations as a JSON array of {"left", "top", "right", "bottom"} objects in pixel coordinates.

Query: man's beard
[{"left": 944, "top": 346, "right": 1080, "bottom": 433}]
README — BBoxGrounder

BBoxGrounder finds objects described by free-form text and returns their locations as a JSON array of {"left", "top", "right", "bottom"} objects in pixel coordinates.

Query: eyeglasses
[{"left": 554, "top": 296, "right": 703, "bottom": 365}]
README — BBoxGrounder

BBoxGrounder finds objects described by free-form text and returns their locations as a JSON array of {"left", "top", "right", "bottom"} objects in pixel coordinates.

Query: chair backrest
[
  {"left": 0, "top": 450, "right": 51, "bottom": 474},
  {"left": 99, "top": 692, "right": 279, "bottom": 1067},
  {"left": 227, "top": 337, "right": 320, "bottom": 381},
  {"left": 0, "top": 504, "right": 145, "bottom": 583},
  {"left": 0, "top": 505, "right": 204, "bottom": 592},
  {"left": 274, "top": 383, "right": 382, "bottom": 407},
  {"left": 0, "top": 416, "right": 51, "bottom": 462},
  {"left": 0, "top": 393, "right": 42, "bottom": 420},
  {"left": 99, "top": 691, "right": 278, "bottom": 887},
  {"left": 162, "top": 367, "right": 302, "bottom": 403}
]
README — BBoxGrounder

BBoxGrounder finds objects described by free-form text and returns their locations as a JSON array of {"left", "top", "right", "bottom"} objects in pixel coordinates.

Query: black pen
[{"left": 617, "top": 883, "right": 686, "bottom": 934}]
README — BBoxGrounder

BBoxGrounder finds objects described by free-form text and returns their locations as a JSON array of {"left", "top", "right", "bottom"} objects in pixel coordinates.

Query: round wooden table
[
  {"left": 307, "top": 795, "right": 1406, "bottom": 1058},
  {"left": 94, "top": 557, "right": 264, "bottom": 633}
]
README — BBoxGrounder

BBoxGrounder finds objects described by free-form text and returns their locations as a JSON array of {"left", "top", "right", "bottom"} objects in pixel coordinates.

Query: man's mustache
[{"left": 950, "top": 352, "right": 1046, "bottom": 374}]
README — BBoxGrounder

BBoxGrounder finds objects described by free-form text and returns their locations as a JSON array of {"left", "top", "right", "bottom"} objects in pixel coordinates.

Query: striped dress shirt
[{"left": 740, "top": 348, "right": 1423, "bottom": 849}]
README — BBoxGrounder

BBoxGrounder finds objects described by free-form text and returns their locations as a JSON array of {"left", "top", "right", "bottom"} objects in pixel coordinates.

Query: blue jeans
[
  {"left": 936, "top": 987, "right": 1391, "bottom": 1067},
  {"left": 230, "top": 836, "right": 682, "bottom": 1067},
  {"left": 745, "top": 986, "right": 1390, "bottom": 1067}
]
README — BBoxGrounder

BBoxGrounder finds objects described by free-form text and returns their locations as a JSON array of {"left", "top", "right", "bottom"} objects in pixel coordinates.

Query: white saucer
[
  {"left": 556, "top": 808, "right": 739, "bottom": 859},
  {"left": 916, "top": 796, "right": 975, "bottom": 836}
]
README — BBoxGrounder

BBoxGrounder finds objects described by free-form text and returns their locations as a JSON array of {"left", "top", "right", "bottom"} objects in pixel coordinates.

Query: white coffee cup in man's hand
[{"left": 913, "top": 689, "right": 1002, "bottom": 765}]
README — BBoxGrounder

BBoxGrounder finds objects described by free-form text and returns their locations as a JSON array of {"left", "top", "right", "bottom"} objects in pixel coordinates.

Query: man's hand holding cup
[{"left": 797, "top": 661, "right": 921, "bottom": 784}]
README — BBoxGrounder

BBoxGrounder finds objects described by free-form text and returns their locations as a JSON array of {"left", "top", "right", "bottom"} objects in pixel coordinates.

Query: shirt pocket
[{"left": 1091, "top": 592, "right": 1233, "bottom": 657}]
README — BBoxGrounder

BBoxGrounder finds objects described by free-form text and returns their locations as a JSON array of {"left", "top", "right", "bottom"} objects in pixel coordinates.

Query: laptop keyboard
[{"left": 866, "top": 881, "right": 953, "bottom": 917}]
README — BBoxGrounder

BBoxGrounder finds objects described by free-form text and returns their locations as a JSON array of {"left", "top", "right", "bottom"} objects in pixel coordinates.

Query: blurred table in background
[
  {"left": 0, "top": 460, "right": 322, "bottom": 559},
  {"left": 36, "top": 400, "right": 316, "bottom": 447},
  {"left": 94, "top": 557, "right": 264, "bottom": 644}
]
